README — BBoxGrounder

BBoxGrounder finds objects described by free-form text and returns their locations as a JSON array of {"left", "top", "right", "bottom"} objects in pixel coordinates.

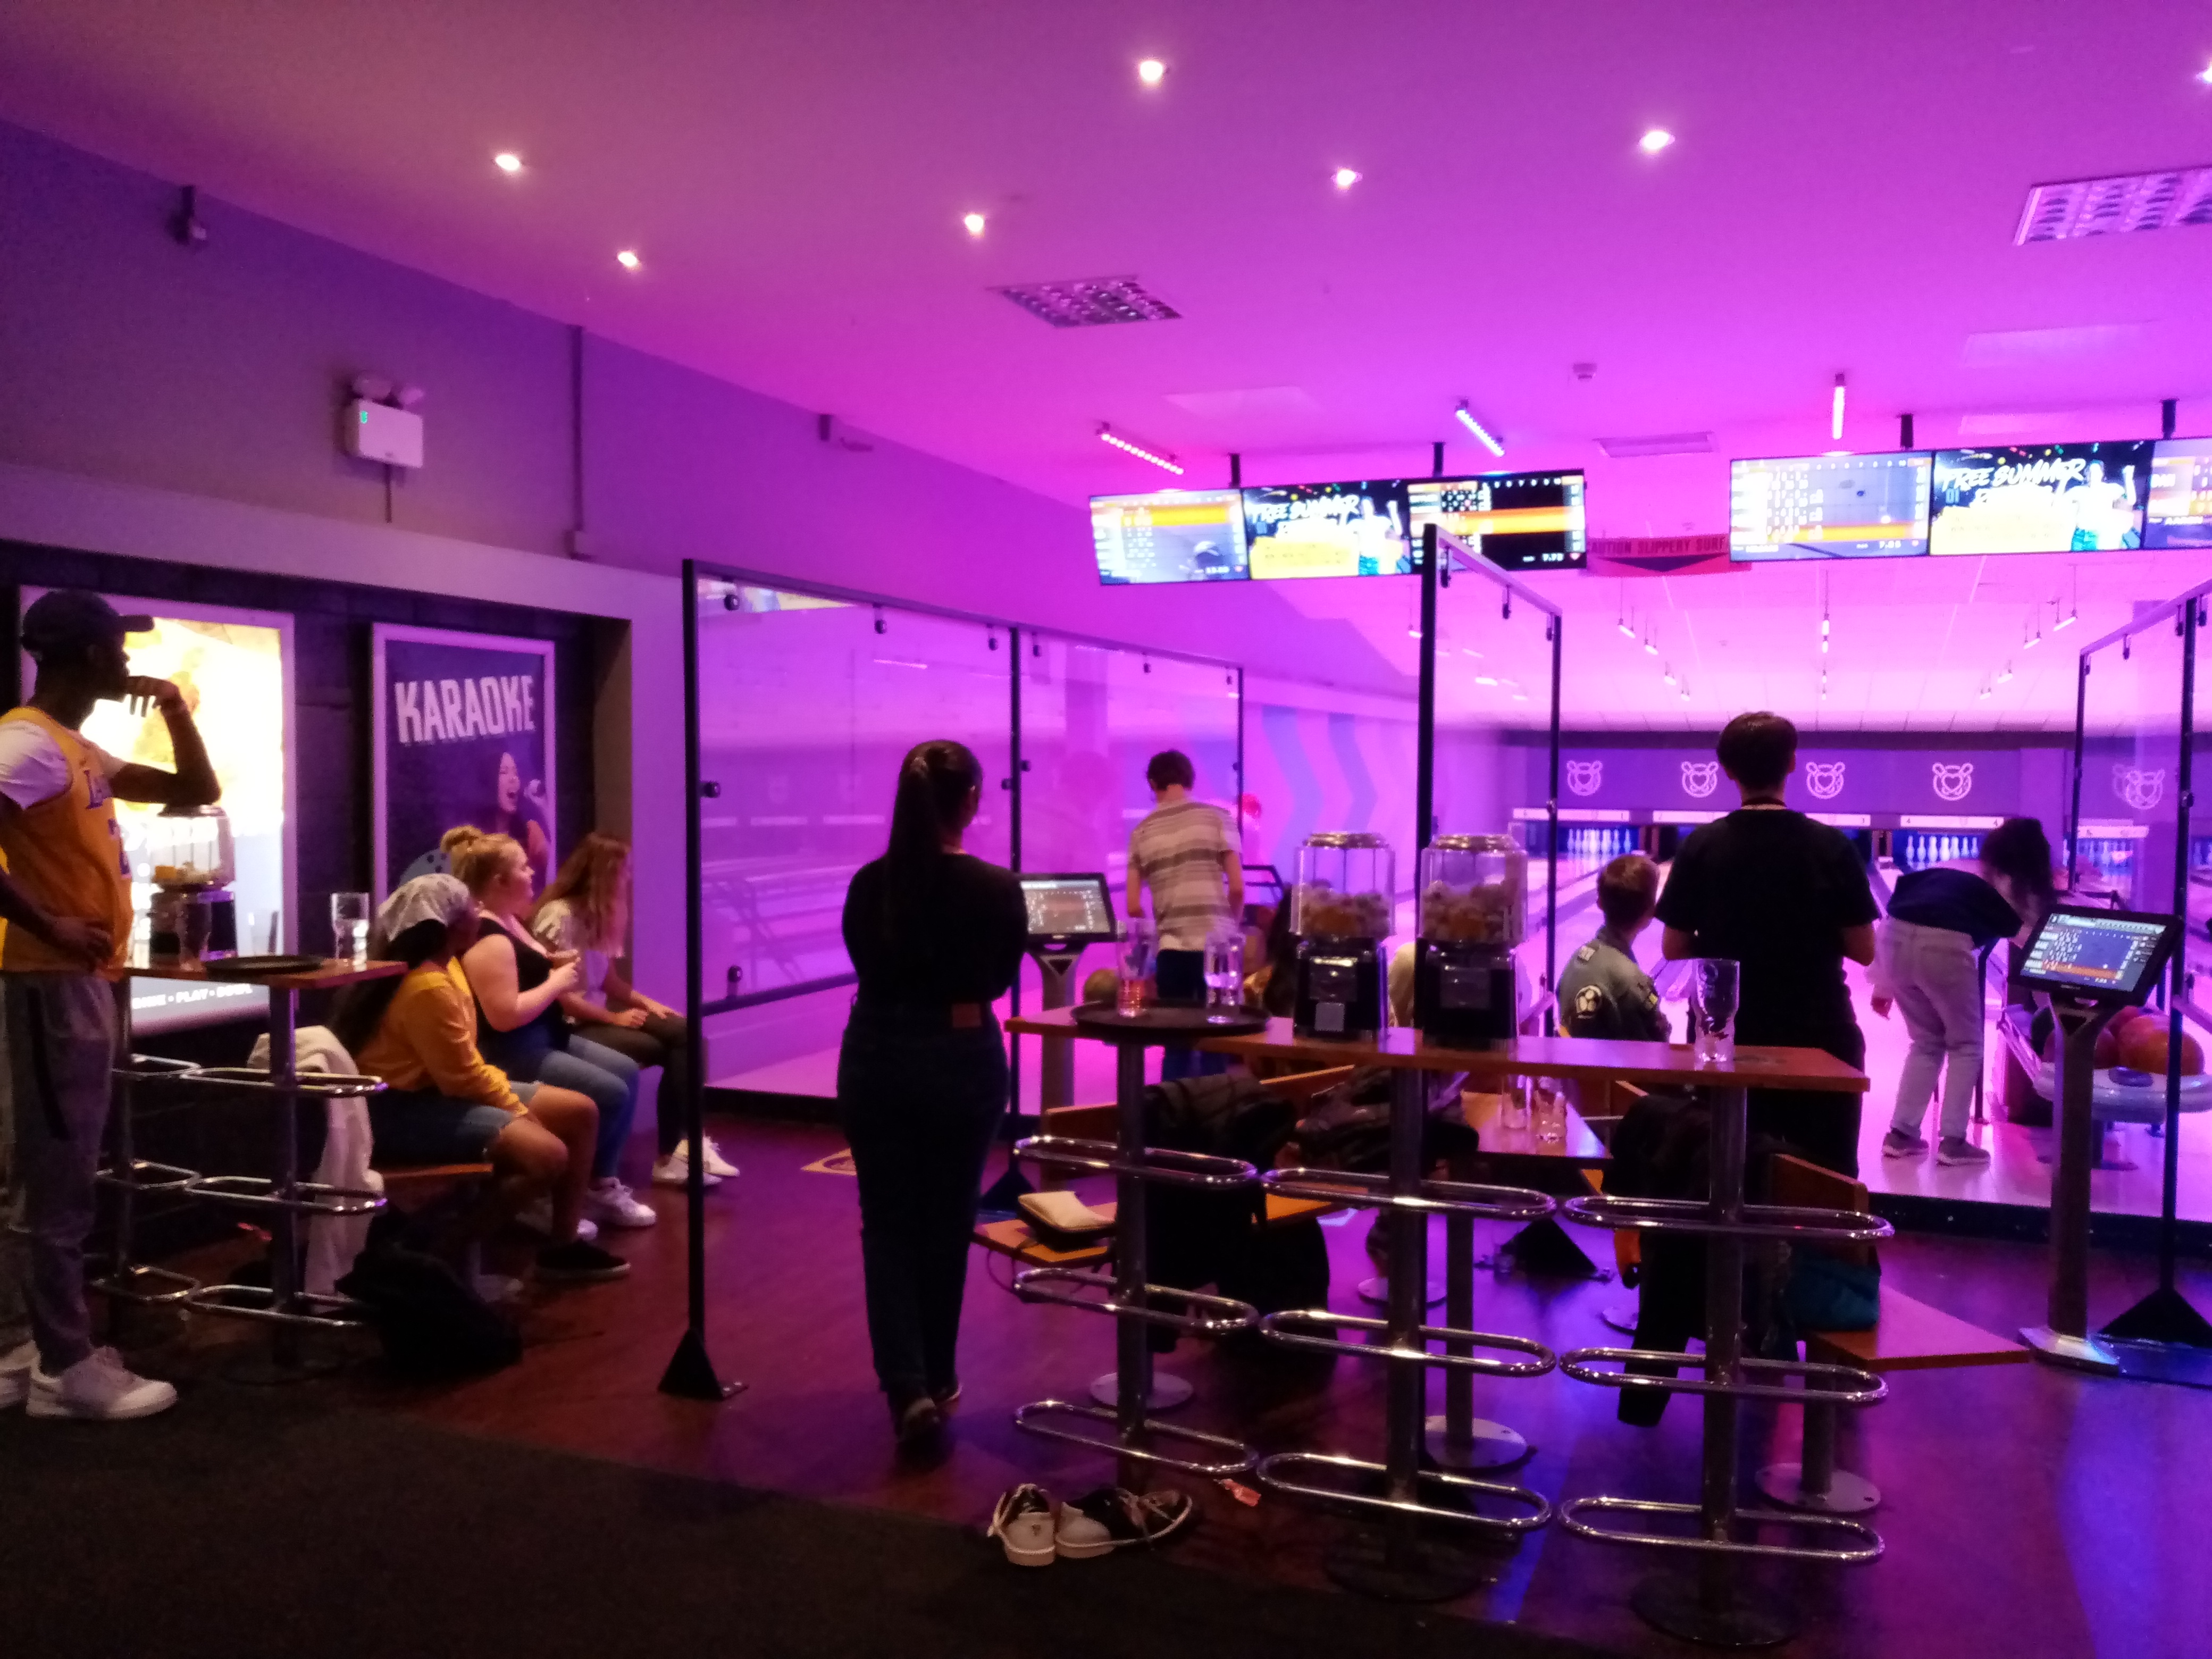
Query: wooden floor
[{"left": 130, "top": 1112, "right": 2212, "bottom": 1659}]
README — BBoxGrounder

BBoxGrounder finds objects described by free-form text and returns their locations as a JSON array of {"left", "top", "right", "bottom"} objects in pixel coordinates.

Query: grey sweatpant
[{"left": 0, "top": 973, "right": 119, "bottom": 1370}]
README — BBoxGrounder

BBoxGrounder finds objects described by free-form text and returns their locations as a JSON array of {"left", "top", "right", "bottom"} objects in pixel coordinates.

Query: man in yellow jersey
[{"left": 0, "top": 590, "right": 217, "bottom": 1421}]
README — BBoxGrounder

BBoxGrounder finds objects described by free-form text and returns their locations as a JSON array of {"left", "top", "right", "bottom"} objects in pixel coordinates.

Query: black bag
[{"left": 337, "top": 1213, "right": 521, "bottom": 1378}]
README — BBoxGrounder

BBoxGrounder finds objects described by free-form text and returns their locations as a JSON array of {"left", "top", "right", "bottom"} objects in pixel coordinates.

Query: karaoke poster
[
  {"left": 1930, "top": 442, "right": 2154, "bottom": 556},
  {"left": 372, "top": 625, "right": 557, "bottom": 896}
]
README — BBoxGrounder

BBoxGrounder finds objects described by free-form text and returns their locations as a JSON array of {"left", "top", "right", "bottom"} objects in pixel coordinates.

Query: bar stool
[{"left": 91, "top": 1055, "right": 205, "bottom": 1311}]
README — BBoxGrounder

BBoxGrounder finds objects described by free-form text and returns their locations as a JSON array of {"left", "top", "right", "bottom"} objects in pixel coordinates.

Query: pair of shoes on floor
[
  {"left": 535, "top": 1240, "right": 630, "bottom": 1284},
  {"left": 1882, "top": 1128, "right": 1929, "bottom": 1159},
  {"left": 584, "top": 1178, "right": 657, "bottom": 1229},
  {"left": 986, "top": 1482, "right": 1196, "bottom": 1566},
  {"left": 1, "top": 1342, "right": 177, "bottom": 1420},
  {"left": 650, "top": 1136, "right": 739, "bottom": 1188},
  {"left": 1937, "top": 1136, "right": 1991, "bottom": 1167},
  {"left": 515, "top": 1199, "right": 599, "bottom": 1244}
]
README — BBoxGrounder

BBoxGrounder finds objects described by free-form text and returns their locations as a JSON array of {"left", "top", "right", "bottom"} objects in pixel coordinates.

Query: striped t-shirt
[{"left": 1128, "top": 799, "right": 1235, "bottom": 950}]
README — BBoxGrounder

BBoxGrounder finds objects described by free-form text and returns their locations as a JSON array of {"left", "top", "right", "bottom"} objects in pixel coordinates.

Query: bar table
[{"left": 118, "top": 957, "right": 401, "bottom": 1380}]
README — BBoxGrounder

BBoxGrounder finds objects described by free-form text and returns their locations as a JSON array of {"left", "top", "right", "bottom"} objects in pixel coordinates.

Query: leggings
[{"left": 572, "top": 1013, "right": 692, "bottom": 1157}]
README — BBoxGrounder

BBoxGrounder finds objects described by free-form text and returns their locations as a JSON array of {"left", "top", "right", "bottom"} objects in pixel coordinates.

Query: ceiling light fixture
[
  {"left": 2055, "top": 570, "right": 2080, "bottom": 630},
  {"left": 1662, "top": 665, "right": 1677, "bottom": 687},
  {"left": 1463, "top": 647, "right": 1484, "bottom": 658},
  {"left": 1137, "top": 57, "right": 1167, "bottom": 86},
  {"left": 1831, "top": 373, "right": 1847, "bottom": 442},
  {"left": 962, "top": 212, "right": 986, "bottom": 237},
  {"left": 1331, "top": 167, "right": 1362, "bottom": 190},
  {"left": 2055, "top": 606, "right": 2078, "bottom": 631},
  {"left": 493, "top": 152, "right": 523, "bottom": 174},
  {"left": 1455, "top": 401, "right": 1505, "bottom": 457},
  {"left": 2199, "top": 59, "right": 2212, "bottom": 85},
  {"left": 1097, "top": 423, "right": 1184, "bottom": 475},
  {"left": 1821, "top": 612, "right": 1831, "bottom": 654},
  {"left": 615, "top": 249, "right": 641, "bottom": 271},
  {"left": 1644, "top": 635, "right": 1659, "bottom": 656},
  {"left": 1996, "top": 661, "right": 2015, "bottom": 685},
  {"left": 1639, "top": 128, "right": 1675, "bottom": 155}
]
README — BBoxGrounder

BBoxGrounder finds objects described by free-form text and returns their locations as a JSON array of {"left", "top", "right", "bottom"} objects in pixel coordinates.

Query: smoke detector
[
  {"left": 2015, "top": 166, "right": 2212, "bottom": 243},
  {"left": 995, "top": 276, "right": 1181, "bottom": 328}
]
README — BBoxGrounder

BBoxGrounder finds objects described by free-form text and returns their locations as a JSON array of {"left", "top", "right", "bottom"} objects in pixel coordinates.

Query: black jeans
[
  {"left": 573, "top": 1012, "right": 692, "bottom": 1156},
  {"left": 1745, "top": 1021, "right": 1867, "bottom": 1178},
  {"left": 836, "top": 1007, "right": 1008, "bottom": 1404},
  {"left": 1155, "top": 948, "right": 1228, "bottom": 1082}
]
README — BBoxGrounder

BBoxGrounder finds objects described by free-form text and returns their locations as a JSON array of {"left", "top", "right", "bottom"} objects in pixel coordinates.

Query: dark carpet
[{"left": 0, "top": 1380, "right": 1621, "bottom": 1659}]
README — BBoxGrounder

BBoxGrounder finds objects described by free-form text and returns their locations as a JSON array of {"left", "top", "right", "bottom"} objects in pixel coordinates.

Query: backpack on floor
[{"left": 337, "top": 1212, "right": 521, "bottom": 1378}]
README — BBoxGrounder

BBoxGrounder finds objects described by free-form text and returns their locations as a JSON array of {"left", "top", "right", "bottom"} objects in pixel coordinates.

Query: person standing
[
  {"left": 837, "top": 740, "right": 1025, "bottom": 1447},
  {"left": 0, "top": 591, "right": 218, "bottom": 1420},
  {"left": 1126, "top": 750, "right": 1243, "bottom": 1080},
  {"left": 1871, "top": 817, "right": 2049, "bottom": 1168},
  {"left": 1656, "top": 713, "right": 1879, "bottom": 1175}
]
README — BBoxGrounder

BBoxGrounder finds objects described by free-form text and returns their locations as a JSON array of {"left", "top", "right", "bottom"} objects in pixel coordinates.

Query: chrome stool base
[
  {"left": 1090, "top": 1370, "right": 1193, "bottom": 1410},
  {"left": 89, "top": 1263, "right": 198, "bottom": 1306},
  {"left": 1557, "top": 1494, "right": 1881, "bottom": 1564},
  {"left": 1013, "top": 1398, "right": 1255, "bottom": 1478},
  {"left": 1323, "top": 1527, "right": 1500, "bottom": 1604},
  {"left": 1423, "top": 1413, "right": 1530, "bottom": 1471},
  {"left": 1258, "top": 1449, "right": 1551, "bottom": 1537},
  {"left": 1356, "top": 1275, "right": 1444, "bottom": 1306},
  {"left": 1754, "top": 1462, "right": 1881, "bottom": 1515},
  {"left": 1631, "top": 1570, "right": 1797, "bottom": 1649}
]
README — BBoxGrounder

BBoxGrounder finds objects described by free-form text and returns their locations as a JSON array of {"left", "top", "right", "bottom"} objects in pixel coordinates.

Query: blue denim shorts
[{"left": 367, "top": 1091, "right": 518, "bottom": 1166}]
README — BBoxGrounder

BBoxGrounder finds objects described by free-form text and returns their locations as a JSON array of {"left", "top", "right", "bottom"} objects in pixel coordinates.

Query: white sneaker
[
  {"left": 700, "top": 1135, "right": 739, "bottom": 1179},
  {"left": 987, "top": 1484, "right": 1058, "bottom": 1567},
  {"left": 514, "top": 1199, "right": 598, "bottom": 1244},
  {"left": 585, "top": 1178, "right": 658, "bottom": 1229},
  {"left": 0, "top": 1339, "right": 35, "bottom": 1411},
  {"left": 650, "top": 1148, "right": 721, "bottom": 1189},
  {"left": 28, "top": 1347, "right": 178, "bottom": 1421}
]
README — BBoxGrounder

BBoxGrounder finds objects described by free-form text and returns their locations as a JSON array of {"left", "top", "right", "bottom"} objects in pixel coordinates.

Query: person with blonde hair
[
  {"left": 334, "top": 876, "right": 625, "bottom": 1283},
  {"left": 533, "top": 832, "right": 734, "bottom": 1188},
  {"left": 445, "top": 826, "right": 655, "bottom": 1231}
]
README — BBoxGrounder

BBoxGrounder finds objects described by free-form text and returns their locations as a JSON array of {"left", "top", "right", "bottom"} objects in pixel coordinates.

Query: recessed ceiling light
[
  {"left": 1331, "top": 167, "right": 1362, "bottom": 190},
  {"left": 615, "top": 249, "right": 641, "bottom": 271},
  {"left": 1639, "top": 129, "right": 1674, "bottom": 155},
  {"left": 962, "top": 212, "right": 987, "bottom": 237},
  {"left": 493, "top": 152, "right": 523, "bottom": 174},
  {"left": 1137, "top": 58, "right": 1167, "bottom": 86}
]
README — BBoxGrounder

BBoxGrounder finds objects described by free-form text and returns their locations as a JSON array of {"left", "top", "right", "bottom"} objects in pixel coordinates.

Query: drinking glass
[
  {"left": 1690, "top": 957, "right": 1740, "bottom": 1067},
  {"left": 1502, "top": 1075, "right": 1531, "bottom": 1130},
  {"left": 1204, "top": 930, "right": 1244, "bottom": 1016},
  {"left": 1532, "top": 1080, "right": 1565, "bottom": 1144},
  {"left": 178, "top": 895, "right": 213, "bottom": 966},
  {"left": 1117, "top": 922, "right": 1156, "bottom": 1018},
  {"left": 331, "top": 892, "right": 372, "bottom": 966}
]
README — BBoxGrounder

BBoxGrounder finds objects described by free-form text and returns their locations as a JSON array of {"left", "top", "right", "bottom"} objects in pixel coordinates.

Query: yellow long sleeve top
[{"left": 355, "top": 961, "right": 524, "bottom": 1114}]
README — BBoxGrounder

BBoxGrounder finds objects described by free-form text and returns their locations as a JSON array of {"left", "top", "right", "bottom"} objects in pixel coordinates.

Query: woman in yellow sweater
[{"left": 334, "top": 876, "right": 627, "bottom": 1284}]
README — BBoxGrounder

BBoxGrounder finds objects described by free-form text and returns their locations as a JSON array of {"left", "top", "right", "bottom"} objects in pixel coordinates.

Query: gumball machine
[
  {"left": 145, "top": 805, "right": 238, "bottom": 962},
  {"left": 1413, "top": 834, "right": 1525, "bottom": 1049},
  {"left": 1291, "top": 832, "right": 1395, "bottom": 1039}
]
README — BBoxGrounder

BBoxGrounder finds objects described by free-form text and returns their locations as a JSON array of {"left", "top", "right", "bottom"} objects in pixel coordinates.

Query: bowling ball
[{"left": 2116, "top": 1019, "right": 2204, "bottom": 1077}]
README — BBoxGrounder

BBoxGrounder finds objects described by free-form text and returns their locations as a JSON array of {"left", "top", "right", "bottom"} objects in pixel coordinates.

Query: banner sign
[
  {"left": 1551, "top": 746, "right": 2024, "bottom": 817},
  {"left": 372, "top": 625, "right": 556, "bottom": 896}
]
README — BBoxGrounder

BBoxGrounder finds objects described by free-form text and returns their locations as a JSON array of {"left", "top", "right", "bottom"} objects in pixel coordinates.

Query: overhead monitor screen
[
  {"left": 1244, "top": 480, "right": 1412, "bottom": 580},
  {"left": 2017, "top": 906, "right": 2179, "bottom": 1003},
  {"left": 1930, "top": 441, "right": 2153, "bottom": 556},
  {"left": 1092, "top": 490, "right": 1251, "bottom": 585},
  {"left": 1018, "top": 874, "right": 1118, "bottom": 944},
  {"left": 1407, "top": 472, "right": 1587, "bottom": 571},
  {"left": 2146, "top": 438, "right": 2212, "bottom": 550},
  {"left": 1729, "top": 453, "right": 1932, "bottom": 560}
]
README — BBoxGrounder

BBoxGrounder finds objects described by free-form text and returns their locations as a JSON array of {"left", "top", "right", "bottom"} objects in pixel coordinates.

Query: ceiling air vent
[
  {"left": 2015, "top": 166, "right": 2212, "bottom": 244},
  {"left": 996, "top": 276, "right": 1181, "bottom": 328},
  {"left": 1596, "top": 432, "right": 1713, "bottom": 459}
]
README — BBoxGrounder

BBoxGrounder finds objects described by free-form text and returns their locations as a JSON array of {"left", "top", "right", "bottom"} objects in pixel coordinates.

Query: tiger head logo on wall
[
  {"left": 2114, "top": 765, "right": 2165, "bottom": 812},
  {"left": 1803, "top": 761, "right": 1846, "bottom": 801},
  {"left": 1931, "top": 763, "right": 1974, "bottom": 803},
  {"left": 1564, "top": 759, "right": 1603, "bottom": 798},
  {"left": 1680, "top": 760, "right": 1720, "bottom": 799}
]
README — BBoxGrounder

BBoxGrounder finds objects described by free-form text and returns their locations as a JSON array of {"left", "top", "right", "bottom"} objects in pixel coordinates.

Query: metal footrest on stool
[
  {"left": 187, "top": 1281, "right": 368, "bottom": 1331},
  {"left": 1262, "top": 1307, "right": 1555, "bottom": 1377},
  {"left": 1264, "top": 1166, "right": 1555, "bottom": 1223},
  {"left": 1558, "top": 1494, "right": 1881, "bottom": 1564},
  {"left": 184, "top": 1066, "right": 388, "bottom": 1098},
  {"left": 1560, "top": 1193, "right": 1892, "bottom": 1244},
  {"left": 1258, "top": 1450, "right": 1552, "bottom": 1535},
  {"left": 1013, "top": 1134, "right": 1256, "bottom": 1189},
  {"left": 1013, "top": 1398, "right": 1257, "bottom": 1477},
  {"left": 182, "top": 1174, "right": 386, "bottom": 1219},
  {"left": 1013, "top": 1265, "right": 1258, "bottom": 1335},
  {"left": 89, "top": 1263, "right": 200, "bottom": 1305},
  {"left": 1559, "top": 1347, "right": 1884, "bottom": 1406},
  {"left": 96, "top": 1157, "right": 202, "bottom": 1196}
]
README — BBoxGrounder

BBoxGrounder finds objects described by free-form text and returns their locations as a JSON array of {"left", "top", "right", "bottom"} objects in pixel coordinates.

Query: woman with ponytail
[{"left": 837, "top": 739, "right": 1026, "bottom": 1446}]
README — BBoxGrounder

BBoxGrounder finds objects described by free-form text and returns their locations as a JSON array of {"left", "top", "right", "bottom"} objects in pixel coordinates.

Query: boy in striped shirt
[{"left": 1127, "top": 750, "right": 1243, "bottom": 1078}]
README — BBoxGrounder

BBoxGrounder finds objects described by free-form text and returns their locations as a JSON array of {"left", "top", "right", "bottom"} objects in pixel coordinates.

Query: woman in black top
[
  {"left": 837, "top": 740, "right": 1026, "bottom": 1446},
  {"left": 1871, "top": 817, "right": 2051, "bottom": 1167}
]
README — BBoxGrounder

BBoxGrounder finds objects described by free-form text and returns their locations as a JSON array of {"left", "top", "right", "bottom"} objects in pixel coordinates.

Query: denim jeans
[
  {"left": 485, "top": 1027, "right": 641, "bottom": 1180},
  {"left": 836, "top": 1007, "right": 1007, "bottom": 1404},
  {"left": 1883, "top": 919, "right": 1985, "bottom": 1142},
  {"left": 1155, "top": 948, "right": 1228, "bottom": 1082}
]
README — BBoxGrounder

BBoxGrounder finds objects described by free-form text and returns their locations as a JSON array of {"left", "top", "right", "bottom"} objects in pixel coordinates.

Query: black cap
[{"left": 20, "top": 590, "right": 154, "bottom": 659}]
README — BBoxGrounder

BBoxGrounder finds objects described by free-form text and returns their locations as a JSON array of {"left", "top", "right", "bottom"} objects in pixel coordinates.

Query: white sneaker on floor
[
  {"left": 0, "top": 1339, "right": 35, "bottom": 1411},
  {"left": 514, "top": 1199, "right": 597, "bottom": 1244},
  {"left": 584, "top": 1178, "right": 657, "bottom": 1229},
  {"left": 28, "top": 1347, "right": 177, "bottom": 1421},
  {"left": 700, "top": 1135, "right": 739, "bottom": 1179},
  {"left": 650, "top": 1148, "right": 722, "bottom": 1189},
  {"left": 987, "top": 1484, "right": 1058, "bottom": 1567}
]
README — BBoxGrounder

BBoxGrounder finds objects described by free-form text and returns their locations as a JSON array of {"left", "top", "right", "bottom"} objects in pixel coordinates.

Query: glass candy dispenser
[
  {"left": 145, "top": 805, "right": 238, "bottom": 961},
  {"left": 1414, "top": 834, "right": 1526, "bottom": 1048},
  {"left": 1291, "top": 832, "right": 1395, "bottom": 1039}
]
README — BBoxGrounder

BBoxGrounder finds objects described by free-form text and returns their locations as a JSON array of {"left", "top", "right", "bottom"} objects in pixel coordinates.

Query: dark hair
[
  {"left": 330, "top": 917, "right": 454, "bottom": 1058},
  {"left": 1715, "top": 711, "right": 1797, "bottom": 792},
  {"left": 881, "top": 740, "right": 984, "bottom": 941},
  {"left": 1981, "top": 817, "right": 2056, "bottom": 917},
  {"left": 1597, "top": 853, "right": 1662, "bottom": 930},
  {"left": 1145, "top": 749, "right": 1195, "bottom": 792}
]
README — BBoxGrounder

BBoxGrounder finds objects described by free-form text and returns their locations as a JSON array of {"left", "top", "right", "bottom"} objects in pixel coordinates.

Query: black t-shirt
[
  {"left": 842, "top": 852, "right": 1027, "bottom": 1008},
  {"left": 1654, "top": 808, "right": 1879, "bottom": 1046},
  {"left": 1886, "top": 868, "right": 2021, "bottom": 950},
  {"left": 473, "top": 915, "right": 567, "bottom": 1050}
]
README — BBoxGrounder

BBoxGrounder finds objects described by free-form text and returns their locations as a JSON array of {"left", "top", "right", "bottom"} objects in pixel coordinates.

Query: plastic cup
[{"left": 332, "top": 892, "right": 372, "bottom": 966}]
